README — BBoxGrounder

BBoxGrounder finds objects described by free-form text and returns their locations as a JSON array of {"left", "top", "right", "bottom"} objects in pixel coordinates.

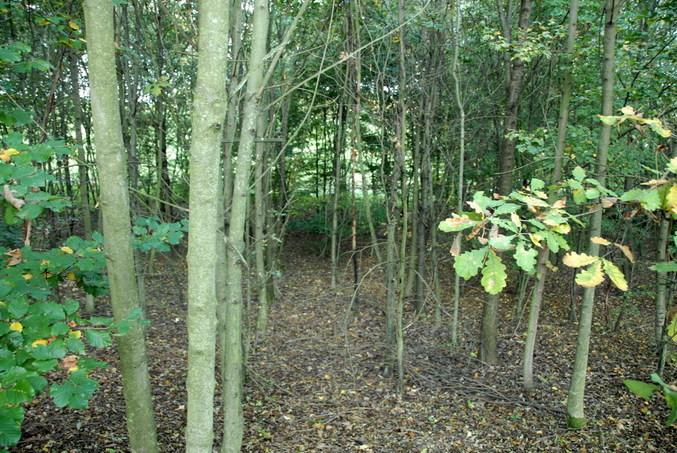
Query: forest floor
[{"left": 13, "top": 233, "right": 677, "bottom": 452}]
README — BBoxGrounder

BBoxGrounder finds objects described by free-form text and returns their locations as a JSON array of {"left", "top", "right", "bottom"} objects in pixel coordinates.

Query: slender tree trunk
[
  {"left": 83, "top": 1, "right": 158, "bottom": 451},
  {"left": 254, "top": 113, "right": 269, "bottom": 334},
  {"left": 395, "top": 0, "right": 408, "bottom": 393},
  {"left": 655, "top": 216, "right": 671, "bottom": 374},
  {"left": 656, "top": 139, "right": 676, "bottom": 373},
  {"left": 184, "top": 0, "right": 229, "bottom": 450},
  {"left": 522, "top": 0, "right": 579, "bottom": 388},
  {"left": 222, "top": 1, "right": 269, "bottom": 450},
  {"left": 216, "top": 1, "right": 245, "bottom": 365},
  {"left": 450, "top": 0, "right": 465, "bottom": 345},
  {"left": 69, "top": 51, "right": 95, "bottom": 312},
  {"left": 331, "top": 101, "right": 346, "bottom": 289},
  {"left": 566, "top": 0, "right": 623, "bottom": 429},
  {"left": 481, "top": 0, "right": 532, "bottom": 365}
]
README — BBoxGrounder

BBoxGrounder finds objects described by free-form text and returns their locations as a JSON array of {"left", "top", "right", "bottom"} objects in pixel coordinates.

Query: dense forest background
[{"left": 0, "top": 0, "right": 676, "bottom": 451}]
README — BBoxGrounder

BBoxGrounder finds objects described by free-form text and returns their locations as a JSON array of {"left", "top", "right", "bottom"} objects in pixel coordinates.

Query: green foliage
[
  {"left": 439, "top": 174, "right": 595, "bottom": 294},
  {"left": 624, "top": 373, "right": 677, "bottom": 426},
  {"left": 0, "top": 96, "right": 157, "bottom": 446},
  {"left": 133, "top": 217, "right": 188, "bottom": 252}
]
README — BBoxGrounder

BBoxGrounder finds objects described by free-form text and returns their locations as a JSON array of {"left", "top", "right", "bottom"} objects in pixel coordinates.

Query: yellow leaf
[
  {"left": 69, "top": 330, "right": 82, "bottom": 339},
  {"left": 510, "top": 212, "right": 522, "bottom": 228},
  {"left": 668, "top": 313, "right": 677, "bottom": 339},
  {"left": 0, "top": 148, "right": 20, "bottom": 162},
  {"left": 552, "top": 198, "right": 567, "bottom": 209},
  {"left": 563, "top": 252, "right": 598, "bottom": 268},
  {"left": 614, "top": 243, "right": 635, "bottom": 263},
  {"left": 22, "top": 273, "right": 33, "bottom": 280},
  {"left": 67, "top": 366, "right": 79, "bottom": 373},
  {"left": 620, "top": 105, "right": 636, "bottom": 116},
  {"left": 664, "top": 184, "right": 677, "bottom": 215},
  {"left": 528, "top": 233, "right": 542, "bottom": 248},
  {"left": 602, "top": 259, "right": 628, "bottom": 292},
  {"left": 576, "top": 261, "right": 605, "bottom": 288},
  {"left": 9, "top": 322, "right": 23, "bottom": 332},
  {"left": 66, "top": 272, "right": 76, "bottom": 280},
  {"left": 60, "top": 246, "right": 74, "bottom": 254},
  {"left": 552, "top": 223, "right": 571, "bottom": 234},
  {"left": 601, "top": 197, "right": 617, "bottom": 208},
  {"left": 68, "top": 20, "right": 79, "bottom": 30},
  {"left": 640, "top": 179, "right": 668, "bottom": 187},
  {"left": 32, "top": 339, "right": 49, "bottom": 347},
  {"left": 591, "top": 236, "right": 611, "bottom": 246}
]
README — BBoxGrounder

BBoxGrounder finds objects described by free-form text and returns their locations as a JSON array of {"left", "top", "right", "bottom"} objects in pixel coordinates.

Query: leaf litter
[{"left": 12, "top": 234, "right": 677, "bottom": 452}]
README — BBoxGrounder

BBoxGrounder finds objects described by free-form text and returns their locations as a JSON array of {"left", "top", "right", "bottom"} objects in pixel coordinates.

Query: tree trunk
[
  {"left": 566, "top": 0, "right": 623, "bottom": 429},
  {"left": 481, "top": 0, "right": 532, "bottom": 365},
  {"left": 254, "top": 113, "right": 269, "bottom": 334},
  {"left": 184, "top": 0, "right": 229, "bottom": 450},
  {"left": 83, "top": 1, "right": 158, "bottom": 451},
  {"left": 656, "top": 139, "right": 676, "bottom": 373},
  {"left": 450, "top": 0, "right": 465, "bottom": 345},
  {"left": 522, "top": 0, "right": 579, "bottom": 388},
  {"left": 69, "top": 51, "right": 95, "bottom": 312},
  {"left": 222, "top": 1, "right": 269, "bottom": 450},
  {"left": 330, "top": 101, "right": 346, "bottom": 289}
]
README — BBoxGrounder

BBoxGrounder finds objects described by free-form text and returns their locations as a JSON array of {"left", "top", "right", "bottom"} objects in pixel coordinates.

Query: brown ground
[{"left": 13, "top": 234, "right": 677, "bottom": 452}]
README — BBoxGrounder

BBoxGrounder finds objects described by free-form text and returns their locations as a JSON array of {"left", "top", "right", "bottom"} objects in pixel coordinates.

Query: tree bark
[
  {"left": 566, "top": 0, "right": 623, "bottom": 429},
  {"left": 522, "top": 0, "right": 579, "bottom": 389},
  {"left": 184, "top": 0, "right": 229, "bottom": 450},
  {"left": 221, "top": 1, "right": 269, "bottom": 450},
  {"left": 481, "top": 0, "right": 532, "bottom": 365},
  {"left": 83, "top": 1, "right": 158, "bottom": 451}
]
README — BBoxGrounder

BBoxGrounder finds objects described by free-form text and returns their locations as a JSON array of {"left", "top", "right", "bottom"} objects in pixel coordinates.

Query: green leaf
[
  {"left": 50, "top": 322, "right": 70, "bottom": 336},
  {"left": 493, "top": 203, "right": 520, "bottom": 216},
  {"left": 668, "top": 157, "right": 677, "bottom": 174},
  {"left": 8, "top": 299, "right": 28, "bottom": 319},
  {"left": 621, "top": 188, "right": 661, "bottom": 211},
  {"left": 572, "top": 189, "right": 587, "bottom": 205},
  {"left": 585, "top": 188, "right": 600, "bottom": 199},
  {"left": 515, "top": 243, "right": 538, "bottom": 274},
  {"left": 572, "top": 166, "right": 586, "bottom": 182},
  {"left": 64, "top": 338, "right": 86, "bottom": 355},
  {"left": 664, "top": 387, "right": 677, "bottom": 426},
  {"left": 84, "top": 329, "right": 111, "bottom": 348},
  {"left": 651, "top": 373, "right": 667, "bottom": 386},
  {"left": 624, "top": 379, "right": 659, "bottom": 400},
  {"left": 50, "top": 370, "right": 98, "bottom": 409},
  {"left": 480, "top": 249, "right": 507, "bottom": 295},
  {"left": 0, "top": 380, "right": 34, "bottom": 406},
  {"left": 89, "top": 316, "right": 114, "bottom": 326},
  {"left": 0, "top": 405, "right": 24, "bottom": 446},
  {"left": 639, "top": 189, "right": 661, "bottom": 211},
  {"left": 601, "top": 259, "right": 628, "bottom": 291},
  {"left": 530, "top": 178, "right": 545, "bottom": 191},
  {"left": 63, "top": 299, "right": 79, "bottom": 315},
  {"left": 488, "top": 234, "right": 515, "bottom": 251},
  {"left": 453, "top": 248, "right": 488, "bottom": 280}
]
